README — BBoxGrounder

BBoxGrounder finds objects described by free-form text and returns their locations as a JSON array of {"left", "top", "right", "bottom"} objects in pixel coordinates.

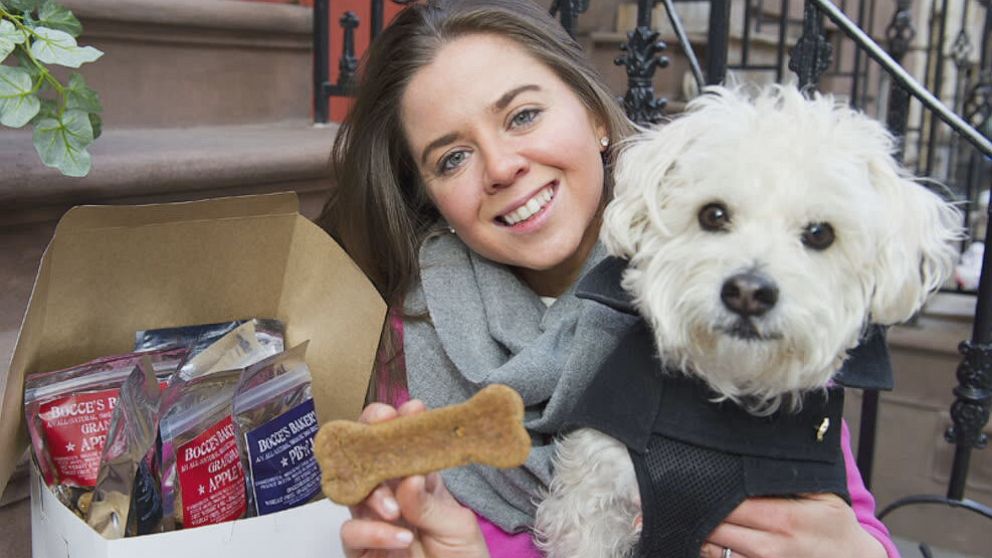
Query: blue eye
[
  {"left": 438, "top": 150, "right": 469, "bottom": 175},
  {"left": 510, "top": 108, "right": 540, "bottom": 128}
]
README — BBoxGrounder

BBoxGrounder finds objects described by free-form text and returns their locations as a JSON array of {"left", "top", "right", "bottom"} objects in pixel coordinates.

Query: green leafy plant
[{"left": 1, "top": 0, "right": 103, "bottom": 177}]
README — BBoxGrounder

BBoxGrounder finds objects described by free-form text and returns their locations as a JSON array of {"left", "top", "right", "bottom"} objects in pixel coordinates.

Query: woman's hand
[
  {"left": 699, "top": 494, "right": 887, "bottom": 558},
  {"left": 340, "top": 400, "right": 491, "bottom": 558}
]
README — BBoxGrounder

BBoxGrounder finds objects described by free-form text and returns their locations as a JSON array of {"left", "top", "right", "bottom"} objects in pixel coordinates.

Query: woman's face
[{"left": 401, "top": 33, "right": 607, "bottom": 293}]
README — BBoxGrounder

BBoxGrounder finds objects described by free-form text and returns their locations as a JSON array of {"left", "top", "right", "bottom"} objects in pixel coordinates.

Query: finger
[
  {"left": 423, "top": 472, "right": 458, "bottom": 505},
  {"left": 721, "top": 498, "right": 784, "bottom": 530},
  {"left": 700, "top": 542, "right": 751, "bottom": 558},
  {"left": 395, "top": 474, "right": 477, "bottom": 533},
  {"left": 722, "top": 494, "right": 849, "bottom": 532},
  {"left": 351, "top": 484, "right": 401, "bottom": 521},
  {"left": 706, "top": 520, "right": 772, "bottom": 558},
  {"left": 359, "top": 403, "right": 399, "bottom": 425},
  {"left": 397, "top": 399, "right": 427, "bottom": 416},
  {"left": 340, "top": 518, "right": 414, "bottom": 553}
]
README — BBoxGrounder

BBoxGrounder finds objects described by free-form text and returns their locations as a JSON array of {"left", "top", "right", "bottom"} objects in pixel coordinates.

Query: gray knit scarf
[{"left": 404, "top": 232, "right": 638, "bottom": 532}]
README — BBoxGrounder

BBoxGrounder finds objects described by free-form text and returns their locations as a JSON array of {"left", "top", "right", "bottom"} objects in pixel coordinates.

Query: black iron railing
[
  {"left": 708, "top": 0, "right": 992, "bottom": 554},
  {"left": 313, "top": 0, "right": 414, "bottom": 124},
  {"left": 312, "top": 1, "right": 992, "bottom": 553}
]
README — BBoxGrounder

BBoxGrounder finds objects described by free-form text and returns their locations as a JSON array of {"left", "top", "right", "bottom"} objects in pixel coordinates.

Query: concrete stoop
[
  {"left": 0, "top": 121, "right": 337, "bottom": 226},
  {"left": 846, "top": 293, "right": 992, "bottom": 558},
  {"left": 0, "top": 3, "right": 336, "bottom": 554},
  {"left": 58, "top": 0, "right": 314, "bottom": 129}
]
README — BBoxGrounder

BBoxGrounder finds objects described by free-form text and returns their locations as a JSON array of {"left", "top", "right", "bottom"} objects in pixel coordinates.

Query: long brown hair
[{"left": 316, "top": 0, "right": 635, "bottom": 307}]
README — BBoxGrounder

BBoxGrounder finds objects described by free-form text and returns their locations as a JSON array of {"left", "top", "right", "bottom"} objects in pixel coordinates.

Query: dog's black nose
[{"left": 721, "top": 273, "right": 779, "bottom": 317}]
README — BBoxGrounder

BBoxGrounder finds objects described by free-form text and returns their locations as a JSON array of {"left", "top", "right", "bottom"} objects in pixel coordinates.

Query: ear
[
  {"left": 868, "top": 157, "right": 963, "bottom": 324},
  {"left": 602, "top": 120, "right": 697, "bottom": 259}
]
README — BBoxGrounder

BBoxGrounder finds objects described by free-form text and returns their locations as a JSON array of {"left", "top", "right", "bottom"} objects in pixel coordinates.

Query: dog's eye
[
  {"left": 801, "top": 222, "right": 835, "bottom": 250},
  {"left": 698, "top": 203, "right": 731, "bottom": 232}
]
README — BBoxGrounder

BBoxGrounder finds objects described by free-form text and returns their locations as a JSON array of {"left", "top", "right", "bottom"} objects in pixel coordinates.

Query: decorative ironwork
[
  {"left": 550, "top": 0, "right": 590, "bottom": 38},
  {"left": 964, "top": 70, "right": 992, "bottom": 132},
  {"left": 788, "top": 1, "right": 833, "bottom": 89},
  {"left": 885, "top": 0, "right": 915, "bottom": 62},
  {"left": 337, "top": 11, "right": 360, "bottom": 93},
  {"left": 616, "top": 26, "right": 669, "bottom": 125},
  {"left": 887, "top": 85, "right": 912, "bottom": 159},
  {"left": 945, "top": 341, "right": 992, "bottom": 449},
  {"left": 953, "top": 30, "right": 973, "bottom": 69}
]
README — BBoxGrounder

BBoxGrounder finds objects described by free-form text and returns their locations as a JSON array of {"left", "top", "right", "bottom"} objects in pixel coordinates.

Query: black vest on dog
[{"left": 568, "top": 257, "right": 893, "bottom": 558}]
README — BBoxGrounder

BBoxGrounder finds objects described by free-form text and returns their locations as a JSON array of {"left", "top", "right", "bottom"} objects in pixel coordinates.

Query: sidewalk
[{"left": 895, "top": 536, "right": 987, "bottom": 558}]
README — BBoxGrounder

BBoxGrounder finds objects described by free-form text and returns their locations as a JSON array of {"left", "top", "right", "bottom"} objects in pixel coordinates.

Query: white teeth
[{"left": 502, "top": 186, "right": 554, "bottom": 225}]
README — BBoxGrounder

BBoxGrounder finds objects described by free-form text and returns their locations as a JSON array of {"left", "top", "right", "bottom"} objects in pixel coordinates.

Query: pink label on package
[
  {"left": 177, "top": 416, "right": 246, "bottom": 528},
  {"left": 39, "top": 388, "right": 119, "bottom": 486}
]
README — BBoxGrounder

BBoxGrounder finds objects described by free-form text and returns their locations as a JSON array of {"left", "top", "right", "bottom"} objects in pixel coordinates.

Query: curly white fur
[{"left": 534, "top": 84, "right": 963, "bottom": 556}]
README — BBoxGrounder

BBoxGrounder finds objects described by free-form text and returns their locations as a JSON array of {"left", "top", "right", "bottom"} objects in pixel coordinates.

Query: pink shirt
[{"left": 380, "top": 315, "right": 899, "bottom": 558}]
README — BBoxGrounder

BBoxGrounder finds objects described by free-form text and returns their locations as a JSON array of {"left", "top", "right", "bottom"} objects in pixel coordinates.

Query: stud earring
[
  {"left": 448, "top": 226, "right": 456, "bottom": 235},
  {"left": 600, "top": 136, "right": 609, "bottom": 148}
]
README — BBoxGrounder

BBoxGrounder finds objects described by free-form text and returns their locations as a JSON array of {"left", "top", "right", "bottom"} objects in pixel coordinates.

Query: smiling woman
[
  {"left": 401, "top": 34, "right": 608, "bottom": 296},
  {"left": 315, "top": 1, "right": 897, "bottom": 557},
  {"left": 315, "top": 0, "right": 632, "bottom": 307}
]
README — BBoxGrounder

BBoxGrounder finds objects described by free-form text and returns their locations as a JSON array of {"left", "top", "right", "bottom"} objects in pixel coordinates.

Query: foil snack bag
[
  {"left": 159, "top": 369, "right": 246, "bottom": 531},
  {"left": 135, "top": 318, "right": 285, "bottom": 358},
  {"left": 87, "top": 357, "right": 163, "bottom": 539},
  {"left": 232, "top": 343, "right": 321, "bottom": 516},
  {"left": 23, "top": 348, "right": 187, "bottom": 517},
  {"left": 173, "top": 320, "right": 281, "bottom": 383}
]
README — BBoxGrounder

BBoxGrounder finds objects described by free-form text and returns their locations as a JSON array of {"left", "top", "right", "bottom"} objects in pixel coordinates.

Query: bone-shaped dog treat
[{"left": 314, "top": 384, "right": 531, "bottom": 506}]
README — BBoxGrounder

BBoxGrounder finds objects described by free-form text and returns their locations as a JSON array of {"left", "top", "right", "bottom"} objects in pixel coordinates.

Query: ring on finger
[{"left": 721, "top": 548, "right": 733, "bottom": 558}]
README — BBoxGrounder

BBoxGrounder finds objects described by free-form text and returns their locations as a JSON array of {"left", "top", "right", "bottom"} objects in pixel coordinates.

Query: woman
[{"left": 317, "top": 1, "right": 897, "bottom": 556}]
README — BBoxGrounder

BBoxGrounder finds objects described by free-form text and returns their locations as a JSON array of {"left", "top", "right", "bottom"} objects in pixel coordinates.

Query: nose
[
  {"left": 482, "top": 142, "right": 528, "bottom": 193},
  {"left": 720, "top": 272, "right": 779, "bottom": 317}
]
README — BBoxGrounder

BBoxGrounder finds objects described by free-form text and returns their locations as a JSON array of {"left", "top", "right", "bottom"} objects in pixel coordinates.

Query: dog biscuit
[{"left": 314, "top": 384, "right": 531, "bottom": 506}]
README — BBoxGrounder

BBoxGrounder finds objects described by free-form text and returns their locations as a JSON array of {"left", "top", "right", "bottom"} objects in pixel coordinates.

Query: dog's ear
[
  {"left": 603, "top": 123, "right": 696, "bottom": 259},
  {"left": 867, "top": 157, "right": 963, "bottom": 324}
]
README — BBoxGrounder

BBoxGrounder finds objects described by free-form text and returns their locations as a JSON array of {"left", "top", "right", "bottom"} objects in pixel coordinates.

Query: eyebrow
[
  {"left": 491, "top": 84, "right": 541, "bottom": 113},
  {"left": 419, "top": 84, "right": 543, "bottom": 167}
]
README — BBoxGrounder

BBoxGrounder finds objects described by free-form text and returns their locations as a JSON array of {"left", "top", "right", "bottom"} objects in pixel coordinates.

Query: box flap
[
  {"left": 279, "top": 218, "right": 386, "bottom": 425},
  {"left": 1, "top": 241, "right": 53, "bottom": 500},
  {"left": 1, "top": 193, "right": 384, "bottom": 499},
  {"left": 54, "top": 191, "right": 299, "bottom": 234}
]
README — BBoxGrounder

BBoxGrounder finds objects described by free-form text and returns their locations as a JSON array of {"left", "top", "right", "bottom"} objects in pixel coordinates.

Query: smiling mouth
[
  {"left": 497, "top": 184, "right": 555, "bottom": 226},
  {"left": 716, "top": 319, "right": 783, "bottom": 341}
]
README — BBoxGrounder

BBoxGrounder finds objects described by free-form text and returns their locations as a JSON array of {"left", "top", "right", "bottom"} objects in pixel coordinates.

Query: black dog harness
[{"left": 568, "top": 257, "right": 893, "bottom": 558}]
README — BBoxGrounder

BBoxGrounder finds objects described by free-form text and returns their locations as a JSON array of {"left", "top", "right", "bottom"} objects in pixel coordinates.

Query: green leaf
[
  {"left": 30, "top": 27, "right": 102, "bottom": 68},
  {"left": 8, "top": 0, "right": 40, "bottom": 13},
  {"left": 33, "top": 109, "right": 93, "bottom": 176},
  {"left": 88, "top": 111, "right": 101, "bottom": 139},
  {"left": 37, "top": 1, "right": 81, "bottom": 37},
  {"left": 0, "top": 65, "right": 40, "bottom": 127},
  {"left": 66, "top": 73, "right": 101, "bottom": 112},
  {"left": 0, "top": 19, "right": 28, "bottom": 63},
  {"left": 28, "top": 95, "right": 55, "bottom": 124}
]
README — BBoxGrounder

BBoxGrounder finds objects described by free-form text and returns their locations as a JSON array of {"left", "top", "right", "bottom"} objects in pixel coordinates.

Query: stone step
[
  {"left": 55, "top": 0, "right": 312, "bottom": 129},
  {"left": 0, "top": 120, "right": 336, "bottom": 225}
]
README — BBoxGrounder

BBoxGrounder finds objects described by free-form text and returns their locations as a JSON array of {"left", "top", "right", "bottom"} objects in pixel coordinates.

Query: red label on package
[
  {"left": 177, "top": 416, "right": 246, "bottom": 528},
  {"left": 38, "top": 388, "right": 119, "bottom": 486}
]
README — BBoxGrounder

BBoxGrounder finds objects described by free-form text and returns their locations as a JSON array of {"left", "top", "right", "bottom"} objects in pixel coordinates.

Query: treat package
[
  {"left": 23, "top": 348, "right": 187, "bottom": 517},
  {"left": 173, "top": 321, "right": 281, "bottom": 383},
  {"left": 232, "top": 342, "right": 321, "bottom": 516},
  {"left": 87, "top": 357, "right": 163, "bottom": 539},
  {"left": 159, "top": 369, "right": 246, "bottom": 531},
  {"left": 135, "top": 318, "right": 285, "bottom": 359}
]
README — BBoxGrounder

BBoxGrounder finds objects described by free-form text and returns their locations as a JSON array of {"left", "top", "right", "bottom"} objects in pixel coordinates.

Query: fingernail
[
  {"left": 395, "top": 530, "right": 413, "bottom": 544},
  {"left": 382, "top": 497, "right": 399, "bottom": 516}
]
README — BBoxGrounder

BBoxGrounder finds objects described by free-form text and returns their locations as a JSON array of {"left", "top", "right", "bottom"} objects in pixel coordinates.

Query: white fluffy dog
[{"left": 534, "top": 84, "right": 962, "bottom": 557}]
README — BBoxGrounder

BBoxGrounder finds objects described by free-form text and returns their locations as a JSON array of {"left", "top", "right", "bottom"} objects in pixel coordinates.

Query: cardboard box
[{"left": 1, "top": 192, "right": 386, "bottom": 556}]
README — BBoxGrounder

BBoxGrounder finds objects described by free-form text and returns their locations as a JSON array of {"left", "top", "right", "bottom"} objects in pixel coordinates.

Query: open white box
[{"left": 1, "top": 193, "right": 386, "bottom": 557}]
